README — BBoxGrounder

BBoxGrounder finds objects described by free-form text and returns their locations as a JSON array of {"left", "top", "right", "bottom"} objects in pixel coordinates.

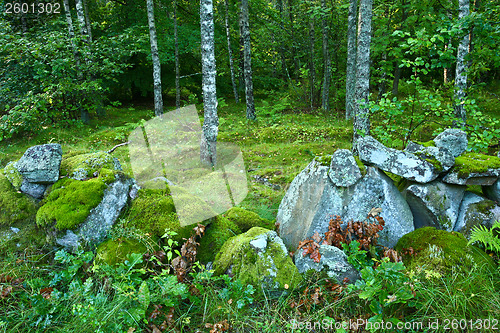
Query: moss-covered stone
[
  {"left": 2, "top": 161, "right": 23, "bottom": 190},
  {"left": 0, "top": 220, "right": 46, "bottom": 253},
  {"left": 98, "top": 168, "right": 118, "bottom": 184},
  {"left": 316, "top": 155, "right": 332, "bottom": 167},
  {"left": 353, "top": 156, "right": 367, "bottom": 176},
  {"left": 198, "top": 216, "right": 242, "bottom": 263},
  {"left": 213, "top": 227, "right": 302, "bottom": 290},
  {"left": 95, "top": 237, "right": 147, "bottom": 266},
  {"left": 413, "top": 151, "right": 443, "bottom": 172},
  {"left": 453, "top": 153, "right": 500, "bottom": 178},
  {"left": 224, "top": 207, "right": 275, "bottom": 232},
  {"left": 419, "top": 140, "right": 436, "bottom": 148},
  {"left": 36, "top": 178, "right": 107, "bottom": 230},
  {"left": 60, "top": 151, "right": 119, "bottom": 180},
  {"left": 395, "top": 227, "right": 495, "bottom": 275},
  {"left": 0, "top": 171, "right": 38, "bottom": 227}
]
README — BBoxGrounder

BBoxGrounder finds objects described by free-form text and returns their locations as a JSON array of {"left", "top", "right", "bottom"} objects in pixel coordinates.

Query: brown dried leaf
[{"left": 0, "top": 286, "right": 13, "bottom": 299}]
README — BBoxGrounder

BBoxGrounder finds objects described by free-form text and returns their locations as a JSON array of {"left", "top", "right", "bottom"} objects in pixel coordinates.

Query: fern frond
[{"left": 468, "top": 224, "right": 500, "bottom": 254}]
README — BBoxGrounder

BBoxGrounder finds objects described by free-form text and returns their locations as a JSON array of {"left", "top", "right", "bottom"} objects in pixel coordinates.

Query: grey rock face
[
  {"left": 443, "top": 169, "right": 499, "bottom": 186},
  {"left": 357, "top": 136, "right": 439, "bottom": 183},
  {"left": 328, "top": 149, "right": 362, "bottom": 187},
  {"left": 405, "top": 142, "right": 455, "bottom": 173},
  {"left": 433, "top": 129, "right": 467, "bottom": 158},
  {"left": 404, "top": 181, "right": 465, "bottom": 231},
  {"left": 294, "top": 245, "right": 360, "bottom": 284},
  {"left": 483, "top": 179, "right": 500, "bottom": 203},
  {"left": 454, "top": 192, "right": 500, "bottom": 239},
  {"left": 15, "top": 144, "right": 62, "bottom": 184},
  {"left": 20, "top": 179, "right": 47, "bottom": 199}
]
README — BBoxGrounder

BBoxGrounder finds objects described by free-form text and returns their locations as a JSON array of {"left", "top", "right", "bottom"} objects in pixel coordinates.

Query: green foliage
[
  {"left": 217, "top": 274, "right": 256, "bottom": 309},
  {"left": 468, "top": 221, "right": 500, "bottom": 254},
  {"left": 342, "top": 240, "right": 372, "bottom": 272}
]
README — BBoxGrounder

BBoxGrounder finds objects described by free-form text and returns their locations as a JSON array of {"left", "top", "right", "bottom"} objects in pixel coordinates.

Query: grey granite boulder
[
  {"left": 404, "top": 142, "right": 455, "bottom": 173},
  {"left": 15, "top": 144, "right": 62, "bottom": 184},
  {"left": 20, "top": 179, "right": 47, "bottom": 199},
  {"left": 328, "top": 149, "right": 362, "bottom": 187},
  {"left": 357, "top": 136, "right": 439, "bottom": 183},
  {"left": 403, "top": 181, "right": 465, "bottom": 231},
  {"left": 443, "top": 169, "right": 499, "bottom": 186},
  {"left": 454, "top": 192, "right": 500, "bottom": 239},
  {"left": 483, "top": 179, "right": 500, "bottom": 203},
  {"left": 294, "top": 245, "right": 360, "bottom": 284},
  {"left": 433, "top": 129, "right": 467, "bottom": 158}
]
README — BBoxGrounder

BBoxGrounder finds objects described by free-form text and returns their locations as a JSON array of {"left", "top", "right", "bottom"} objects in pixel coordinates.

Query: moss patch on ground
[
  {"left": 95, "top": 237, "right": 147, "bottom": 266},
  {"left": 453, "top": 153, "right": 500, "bottom": 178},
  {"left": 0, "top": 171, "right": 38, "bottom": 227},
  {"left": 36, "top": 178, "right": 107, "bottom": 230},
  {"left": 395, "top": 227, "right": 495, "bottom": 276},
  {"left": 60, "top": 151, "right": 119, "bottom": 180}
]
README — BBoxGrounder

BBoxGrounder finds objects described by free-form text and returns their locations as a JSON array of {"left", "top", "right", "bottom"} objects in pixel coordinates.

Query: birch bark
[
  {"left": 240, "top": 0, "right": 256, "bottom": 119},
  {"left": 174, "top": 0, "right": 180, "bottom": 108},
  {"left": 321, "top": 0, "right": 330, "bottom": 111},
  {"left": 454, "top": 0, "right": 470, "bottom": 126},
  {"left": 345, "top": 0, "right": 358, "bottom": 119},
  {"left": 225, "top": 0, "right": 239, "bottom": 103},
  {"left": 146, "top": 0, "right": 164, "bottom": 117}
]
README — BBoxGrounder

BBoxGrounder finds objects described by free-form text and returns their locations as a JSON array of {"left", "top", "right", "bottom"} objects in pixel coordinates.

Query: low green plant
[
  {"left": 342, "top": 240, "right": 373, "bottom": 271},
  {"left": 468, "top": 221, "right": 500, "bottom": 254}
]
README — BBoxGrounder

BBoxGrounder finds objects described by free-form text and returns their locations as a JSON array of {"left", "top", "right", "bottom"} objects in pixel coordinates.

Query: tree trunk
[
  {"left": 345, "top": 0, "right": 358, "bottom": 119},
  {"left": 352, "top": 0, "right": 372, "bottom": 153},
  {"left": 443, "top": 11, "right": 453, "bottom": 84},
  {"left": 225, "top": 0, "right": 239, "bottom": 103},
  {"left": 83, "top": 0, "right": 92, "bottom": 42},
  {"left": 200, "top": 0, "right": 219, "bottom": 166},
  {"left": 454, "top": 0, "right": 469, "bottom": 126},
  {"left": 308, "top": 15, "right": 316, "bottom": 109},
  {"left": 321, "top": 0, "right": 330, "bottom": 112},
  {"left": 174, "top": 0, "right": 181, "bottom": 108},
  {"left": 146, "top": 0, "right": 163, "bottom": 117},
  {"left": 240, "top": 0, "right": 256, "bottom": 120},
  {"left": 288, "top": 0, "right": 299, "bottom": 79},
  {"left": 63, "top": 0, "right": 81, "bottom": 75}
]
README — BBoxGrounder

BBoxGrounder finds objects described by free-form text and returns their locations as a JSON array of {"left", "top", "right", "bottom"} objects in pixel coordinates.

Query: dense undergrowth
[{"left": 1, "top": 89, "right": 500, "bottom": 332}]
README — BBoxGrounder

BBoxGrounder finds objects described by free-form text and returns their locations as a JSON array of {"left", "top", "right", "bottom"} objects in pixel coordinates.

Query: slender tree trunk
[
  {"left": 146, "top": 0, "right": 163, "bottom": 117},
  {"left": 308, "top": 16, "right": 316, "bottom": 109},
  {"left": 225, "top": 0, "right": 239, "bottom": 103},
  {"left": 288, "top": 0, "right": 299, "bottom": 79},
  {"left": 345, "top": 0, "right": 358, "bottom": 119},
  {"left": 454, "top": 0, "right": 469, "bottom": 126},
  {"left": 321, "top": 0, "right": 330, "bottom": 111},
  {"left": 352, "top": 0, "right": 372, "bottom": 153},
  {"left": 443, "top": 11, "right": 453, "bottom": 84},
  {"left": 240, "top": 0, "right": 256, "bottom": 120},
  {"left": 200, "top": 0, "right": 219, "bottom": 166},
  {"left": 174, "top": 0, "right": 181, "bottom": 108},
  {"left": 63, "top": 0, "right": 81, "bottom": 73},
  {"left": 83, "top": 0, "right": 92, "bottom": 42}
]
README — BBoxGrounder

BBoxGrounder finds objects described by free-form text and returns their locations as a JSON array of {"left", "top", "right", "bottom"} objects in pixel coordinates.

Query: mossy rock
[
  {"left": 60, "top": 151, "right": 120, "bottom": 180},
  {"left": 2, "top": 162, "right": 22, "bottom": 190},
  {"left": 0, "top": 220, "right": 46, "bottom": 253},
  {"left": 0, "top": 171, "right": 38, "bottom": 227},
  {"left": 453, "top": 153, "right": 500, "bottom": 178},
  {"left": 353, "top": 156, "right": 367, "bottom": 176},
  {"left": 316, "top": 155, "right": 332, "bottom": 167},
  {"left": 198, "top": 216, "right": 242, "bottom": 263},
  {"left": 95, "top": 237, "right": 147, "bottom": 266},
  {"left": 213, "top": 227, "right": 302, "bottom": 290},
  {"left": 395, "top": 227, "right": 495, "bottom": 275},
  {"left": 224, "top": 207, "right": 275, "bottom": 232},
  {"left": 36, "top": 178, "right": 107, "bottom": 230}
]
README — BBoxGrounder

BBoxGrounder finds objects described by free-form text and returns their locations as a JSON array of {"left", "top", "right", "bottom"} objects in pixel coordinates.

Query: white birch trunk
[
  {"left": 146, "top": 0, "right": 163, "bottom": 117},
  {"left": 352, "top": 0, "right": 372, "bottom": 152},
  {"left": 200, "top": 0, "right": 219, "bottom": 166},
  {"left": 308, "top": 15, "right": 316, "bottom": 109},
  {"left": 83, "top": 0, "right": 92, "bottom": 42},
  {"left": 240, "top": 0, "right": 256, "bottom": 120},
  {"left": 345, "top": 0, "right": 358, "bottom": 119},
  {"left": 174, "top": 0, "right": 180, "bottom": 109},
  {"left": 225, "top": 0, "right": 239, "bottom": 103},
  {"left": 63, "top": 0, "right": 81, "bottom": 73},
  {"left": 454, "top": 0, "right": 469, "bottom": 126},
  {"left": 321, "top": 0, "right": 330, "bottom": 112}
]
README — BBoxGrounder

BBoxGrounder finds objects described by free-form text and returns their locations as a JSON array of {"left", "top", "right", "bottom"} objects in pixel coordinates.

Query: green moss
[
  {"left": 60, "top": 151, "right": 118, "bottom": 180},
  {"left": 420, "top": 140, "right": 436, "bottom": 148},
  {"left": 454, "top": 153, "right": 500, "bottom": 178},
  {"left": 316, "top": 155, "right": 332, "bottom": 167},
  {"left": 395, "top": 227, "right": 495, "bottom": 275},
  {"left": 0, "top": 172, "right": 38, "bottom": 227},
  {"left": 213, "top": 227, "right": 302, "bottom": 290},
  {"left": 3, "top": 161, "right": 22, "bottom": 190},
  {"left": 353, "top": 156, "right": 367, "bottom": 176},
  {"left": 36, "top": 178, "right": 107, "bottom": 230},
  {"left": 224, "top": 207, "right": 274, "bottom": 232},
  {"left": 0, "top": 220, "right": 46, "bottom": 253},
  {"left": 413, "top": 151, "right": 443, "bottom": 171},
  {"left": 97, "top": 168, "right": 117, "bottom": 184},
  {"left": 95, "top": 237, "right": 147, "bottom": 266},
  {"left": 198, "top": 216, "right": 242, "bottom": 263}
]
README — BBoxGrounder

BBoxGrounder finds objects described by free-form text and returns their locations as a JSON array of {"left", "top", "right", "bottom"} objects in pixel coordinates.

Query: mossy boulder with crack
[
  {"left": 395, "top": 227, "right": 495, "bottom": 275},
  {"left": 198, "top": 216, "right": 242, "bottom": 263},
  {"left": 443, "top": 153, "right": 500, "bottom": 185},
  {"left": 0, "top": 171, "right": 38, "bottom": 227},
  {"left": 36, "top": 177, "right": 107, "bottom": 230},
  {"left": 213, "top": 227, "right": 302, "bottom": 290},
  {"left": 224, "top": 207, "right": 275, "bottom": 232},
  {"left": 95, "top": 237, "right": 147, "bottom": 266},
  {"left": 60, "top": 151, "right": 122, "bottom": 180}
]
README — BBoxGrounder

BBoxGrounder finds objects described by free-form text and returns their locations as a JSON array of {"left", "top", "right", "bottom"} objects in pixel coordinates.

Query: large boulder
[
  {"left": 328, "top": 149, "right": 362, "bottom": 187},
  {"left": 433, "top": 129, "right": 467, "bottom": 158},
  {"left": 20, "top": 179, "right": 47, "bottom": 199},
  {"left": 442, "top": 153, "right": 500, "bottom": 186},
  {"left": 404, "top": 142, "right": 455, "bottom": 173},
  {"left": 277, "top": 159, "right": 414, "bottom": 250},
  {"left": 14, "top": 144, "right": 62, "bottom": 184},
  {"left": 454, "top": 192, "right": 500, "bottom": 239},
  {"left": 213, "top": 227, "right": 302, "bottom": 290},
  {"left": 60, "top": 151, "right": 122, "bottom": 181},
  {"left": 483, "top": 178, "right": 500, "bottom": 203},
  {"left": 294, "top": 245, "right": 360, "bottom": 284},
  {"left": 357, "top": 136, "right": 440, "bottom": 183},
  {"left": 403, "top": 181, "right": 465, "bottom": 231}
]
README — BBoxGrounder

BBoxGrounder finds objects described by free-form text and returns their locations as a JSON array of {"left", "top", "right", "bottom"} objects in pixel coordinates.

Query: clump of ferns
[{"left": 467, "top": 220, "right": 500, "bottom": 255}]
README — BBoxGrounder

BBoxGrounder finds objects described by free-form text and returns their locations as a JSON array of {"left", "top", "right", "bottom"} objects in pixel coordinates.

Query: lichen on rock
[
  {"left": 3, "top": 161, "right": 23, "bottom": 190},
  {"left": 60, "top": 151, "right": 122, "bottom": 181}
]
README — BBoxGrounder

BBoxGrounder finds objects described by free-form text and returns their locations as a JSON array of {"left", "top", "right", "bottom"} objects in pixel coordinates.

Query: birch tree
[
  {"left": 454, "top": 0, "right": 470, "bottom": 126},
  {"left": 174, "top": 0, "right": 180, "bottom": 108},
  {"left": 352, "top": 0, "right": 372, "bottom": 152},
  {"left": 345, "top": 0, "right": 358, "bottom": 119},
  {"left": 83, "top": 0, "right": 92, "bottom": 42},
  {"left": 200, "top": 0, "right": 219, "bottom": 166},
  {"left": 240, "top": 0, "right": 256, "bottom": 120},
  {"left": 146, "top": 0, "right": 163, "bottom": 117},
  {"left": 62, "top": 0, "right": 81, "bottom": 76},
  {"left": 225, "top": 0, "right": 239, "bottom": 103},
  {"left": 321, "top": 0, "right": 330, "bottom": 112}
]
